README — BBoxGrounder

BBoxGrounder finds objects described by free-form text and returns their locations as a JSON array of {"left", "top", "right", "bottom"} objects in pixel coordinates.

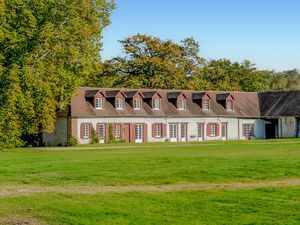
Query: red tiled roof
[{"left": 71, "top": 87, "right": 261, "bottom": 118}]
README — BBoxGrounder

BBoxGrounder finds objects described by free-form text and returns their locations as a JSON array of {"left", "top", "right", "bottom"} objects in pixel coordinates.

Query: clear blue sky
[{"left": 102, "top": 0, "right": 300, "bottom": 71}]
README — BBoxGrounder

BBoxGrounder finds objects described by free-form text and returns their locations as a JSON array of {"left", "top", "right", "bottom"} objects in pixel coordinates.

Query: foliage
[
  {"left": 90, "top": 34, "right": 205, "bottom": 89},
  {"left": 92, "top": 34, "right": 300, "bottom": 92},
  {"left": 66, "top": 135, "right": 78, "bottom": 147},
  {"left": 0, "top": 0, "right": 115, "bottom": 148},
  {"left": 108, "top": 123, "right": 114, "bottom": 141},
  {"left": 90, "top": 127, "right": 98, "bottom": 144}
]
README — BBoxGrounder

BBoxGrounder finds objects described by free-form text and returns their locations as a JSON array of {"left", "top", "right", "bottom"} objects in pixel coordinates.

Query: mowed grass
[
  {"left": 1, "top": 187, "right": 300, "bottom": 225},
  {"left": 0, "top": 140, "right": 300, "bottom": 186},
  {"left": 0, "top": 139, "right": 300, "bottom": 224}
]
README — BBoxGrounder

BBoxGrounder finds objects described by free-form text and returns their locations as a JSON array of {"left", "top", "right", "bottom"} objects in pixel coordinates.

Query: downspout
[{"left": 238, "top": 118, "right": 240, "bottom": 140}]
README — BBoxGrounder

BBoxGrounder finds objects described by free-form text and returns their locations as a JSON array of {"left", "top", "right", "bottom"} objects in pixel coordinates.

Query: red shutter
[
  {"left": 105, "top": 123, "right": 109, "bottom": 143},
  {"left": 96, "top": 123, "right": 99, "bottom": 141},
  {"left": 152, "top": 123, "right": 156, "bottom": 137},
  {"left": 120, "top": 123, "right": 124, "bottom": 139},
  {"left": 207, "top": 123, "right": 211, "bottom": 137},
  {"left": 89, "top": 123, "right": 92, "bottom": 139},
  {"left": 143, "top": 123, "right": 148, "bottom": 143},
  {"left": 130, "top": 123, "right": 135, "bottom": 143},
  {"left": 216, "top": 123, "right": 220, "bottom": 136},
  {"left": 80, "top": 123, "right": 84, "bottom": 139},
  {"left": 162, "top": 123, "right": 166, "bottom": 138}
]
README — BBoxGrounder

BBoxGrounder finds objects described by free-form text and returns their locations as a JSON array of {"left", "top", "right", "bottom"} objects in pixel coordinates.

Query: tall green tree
[
  {"left": 94, "top": 34, "right": 205, "bottom": 89},
  {"left": 0, "top": 0, "right": 115, "bottom": 148}
]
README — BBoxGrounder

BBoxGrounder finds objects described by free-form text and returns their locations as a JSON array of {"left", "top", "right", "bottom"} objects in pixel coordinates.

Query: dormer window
[
  {"left": 153, "top": 99, "right": 160, "bottom": 110},
  {"left": 226, "top": 100, "right": 234, "bottom": 111},
  {"left": 95, "top": 98, "right": 103, "bottom": 109},
  {"left": 116, "top": 98, "right": 124, "bottom": 110},
  {"left": 216, "top": 93, "right": 234, "bottom": 111},
  {"left": 133, "top": 99, "right": 141, "bottom": 110},
  {"left": 202, "top": 99, "right": 210, "bottom": 111},
  {"left": 178, "top": 99, "right": 185, "bottom": 110}
]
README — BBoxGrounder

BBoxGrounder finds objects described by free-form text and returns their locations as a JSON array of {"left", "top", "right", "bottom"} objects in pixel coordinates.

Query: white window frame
[
  {"left": 153, "top": 99, "right": 160, "bottom": 110},
  {"left": 180, "top": 123, "right": 187, "bottom": 142},
  {"left": 209, "top": 123, "right": 216, "bottom": 137},
  {"left": 83, "top": 123, "right": 90, "bottom": 139},
  {"left": 95, "top": 98, "right": 103, "bottom": 109},
  {"left": 202, "top": 99, "right": 209, "bottom": 110},
  {"left": 116, "top": 98, "right": 124, "bottom": 110},
  {"left": 135, "top": 124, "right": 143, "bottom": 143},
  {"left": 115, "top": 124, "right": 121, "bottom": 138},
  {"left": 98, "top": 124, "right": 105, "bottom": 143},
  {"left": 198, "top": 123, "right": 204, "bottom": 141},
  {"left": 133, "top": 99, "right": 141, "bottom": 110},
  {"left": 242, "top": 124, "right": 254, "bottom": 138},
  {"left": 155, "top": 123, "right": 162, "bottom": 138},
  {"left": 169, "top": 124, "right": 178, "bottom": 142},
  {"left": 178, "top": 99, "right": 185, "bottom": 110},
  {"left": 226, "top": 100, "right": 234, "bottom": 111}
]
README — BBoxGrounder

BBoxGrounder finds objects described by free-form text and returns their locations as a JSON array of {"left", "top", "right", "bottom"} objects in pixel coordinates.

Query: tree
[
  {"left": 0, "top": 0, "right": 115, "bottom": 148},
  {"left": 93, "top": 34, "right": 205, "bottom": 89}
]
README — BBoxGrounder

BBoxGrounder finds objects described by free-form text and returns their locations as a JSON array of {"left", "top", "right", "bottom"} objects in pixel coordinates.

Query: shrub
[
  {"left": 66, "top": 136, "right": 78, "bottom": 147},
  {"left": 90, "top": 127, "right": 98, "bottom": 144}
]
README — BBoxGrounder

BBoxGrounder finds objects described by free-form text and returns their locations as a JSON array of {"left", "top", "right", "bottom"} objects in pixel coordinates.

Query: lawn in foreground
[
  {"left": 0, "top": 187, "right": 300, "bottom": 225},
  {"left": 0, "top": 140, "right": 300, "bottom": 186},
  {"left": 0, "top": 140, "right": 300, "bottom": 224}
]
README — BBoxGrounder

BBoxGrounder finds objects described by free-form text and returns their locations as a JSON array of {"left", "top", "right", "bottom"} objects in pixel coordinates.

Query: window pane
[
  {"left": 95, "top": 98, "right": 102, "bottom": 109},
  {"left": 115, "top": 124, "right": 121, "bottom": 138},
  {"left": 198, "top": 124, "right": 203, "bottom": 137},
  {"left": 98, "top": 124, "right": 105, "bottom": 140},
  {"left": 155, "top": 124, "right": 161, "bottom": 137},
  {"left": 210, "top": 123, "right": 216, "bottom": 136},
  {"left": 202, "top": 100, "right": 209, "bottom": 110}
]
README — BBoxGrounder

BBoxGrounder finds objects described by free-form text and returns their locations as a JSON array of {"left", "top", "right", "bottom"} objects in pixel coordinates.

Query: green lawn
[{"left": 0, "top": 139, "right": 300, "bottom": 224}]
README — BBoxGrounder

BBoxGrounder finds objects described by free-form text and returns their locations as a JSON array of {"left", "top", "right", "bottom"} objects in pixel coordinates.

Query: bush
[
  {"left": 90, "top": 127, "right": 98, "bottom": 144},
  {"left": 108, "top": 138, "right": 126, "bottom": 144},
  {"left": 66, "top": 136, "right": 78, "bottom": 147}
]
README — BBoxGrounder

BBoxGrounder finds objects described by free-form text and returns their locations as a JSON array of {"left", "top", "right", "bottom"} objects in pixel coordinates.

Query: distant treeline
[{"left": 87, "top": 34, "right": 300, "bottom": 92}]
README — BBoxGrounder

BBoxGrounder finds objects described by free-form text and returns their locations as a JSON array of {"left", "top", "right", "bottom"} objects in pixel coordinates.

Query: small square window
[
  {"left": 226, "top": 100, "right": 234, "bottom": 111},
  {"left": 116, "top": 98, "right": 124, "bottom": 110},
  {"left": 178, "top": 99, "right": 185, "bottom": 110},
  {"left": 202, "top": 99, "right": 210, "bottom": 110},
  {"left": 133, "top": 99, "right": 141, "bottom": 110},
  {"left": 95, "top": 98, "right": 103, "bottom": 109},
  {"left": 153, "top": 99, "right": 160, "bottom": 110}
]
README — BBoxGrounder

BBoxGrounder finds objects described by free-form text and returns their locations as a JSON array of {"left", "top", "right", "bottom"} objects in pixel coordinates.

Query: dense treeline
[{"left": 87, "top": 34, "right": 300, "bottom": 92}]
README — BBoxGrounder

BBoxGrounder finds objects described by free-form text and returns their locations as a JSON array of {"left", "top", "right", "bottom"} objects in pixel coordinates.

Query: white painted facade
[{"left": 75, "top": 116, "right": 257, "bottom": 144}]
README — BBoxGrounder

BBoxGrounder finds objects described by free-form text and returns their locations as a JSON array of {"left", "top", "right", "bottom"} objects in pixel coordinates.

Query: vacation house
[{"left": 42, "top": 88, "right": 300, "bottom": 145}]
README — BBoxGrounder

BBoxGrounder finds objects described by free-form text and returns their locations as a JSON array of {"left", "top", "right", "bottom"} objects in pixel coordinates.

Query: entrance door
[
  {"left": 265, "top": 124, "right": 276, "bottom": 139},
  {"left": 197, "top": 123, "right": 204, "bottom": 141},
  {"left": 221, "top": 123, "right": 227, "bottom": 141},
  {"left": 169, "top": 124, "right": 178, "bottom": 142},
  {"left": 98, "top": 124, "right": 105, "bottom": 143},
  {"left": 135, "top": 124, "right": 143, "bottom": 143},
  {"left": 180, "top": 123, "right": 187, "bottom": 142},
  {"left": 123, "top": 124, "right": 130, "bottom": 142}
]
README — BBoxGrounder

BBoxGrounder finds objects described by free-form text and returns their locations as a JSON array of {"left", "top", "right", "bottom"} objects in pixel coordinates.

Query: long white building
[{"left": 42, "top": 87, "right": 300, "bottom": 145}]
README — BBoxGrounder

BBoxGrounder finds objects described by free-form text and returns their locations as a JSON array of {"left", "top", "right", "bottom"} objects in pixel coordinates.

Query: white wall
[
  {"left": 254, "top": 119, "right": 272, "bottom": 139},
  {"left": 76, "top": 117, "right": 258, "bottom": 144}
]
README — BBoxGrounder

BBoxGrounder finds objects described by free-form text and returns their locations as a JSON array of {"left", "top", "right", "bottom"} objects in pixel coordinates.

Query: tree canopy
[
  {"left": 0, "top": 0, "right": 115, "bottom": 148},
  {"left": 92, "top": 34, "right": 300, "bottom": 92}
]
